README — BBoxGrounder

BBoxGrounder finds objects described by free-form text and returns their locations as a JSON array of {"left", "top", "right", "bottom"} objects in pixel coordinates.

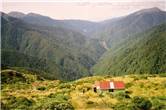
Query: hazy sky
[{"left": 1, "top": 0, "right": 166, "bottom": 21}]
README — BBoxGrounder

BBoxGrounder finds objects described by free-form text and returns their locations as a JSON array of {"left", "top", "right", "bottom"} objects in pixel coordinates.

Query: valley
[
  {"left": 1, "top": 7, "right": 166, "bottom": 110},
  {"left": 1, "top": 7, "right": 166, "bottom": 81}
]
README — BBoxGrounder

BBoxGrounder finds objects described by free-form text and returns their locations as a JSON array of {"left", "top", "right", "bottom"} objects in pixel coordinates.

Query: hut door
[
  {"left": 94, "top": 87, "right": 97, "bottom": 92},
  {"left": 109, "top": 89, "right": 114, "bottom": 92}
]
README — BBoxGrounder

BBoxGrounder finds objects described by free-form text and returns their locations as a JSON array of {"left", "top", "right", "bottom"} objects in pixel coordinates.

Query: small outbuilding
[{"left": 94, "top": 81, "right": 125, "bottom": 92}]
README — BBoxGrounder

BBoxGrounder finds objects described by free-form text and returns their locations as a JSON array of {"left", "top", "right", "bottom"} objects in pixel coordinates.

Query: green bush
[
  {"left": 5, "top": 96, "right": 34, "bottom": 109},
  {"left": 156, "top": 96, "right": 166, "bottom": 100},
  {"left": 1, "top": 70, "right": 26, "bottom": 84},
  {"left": 113, "top": 102, "right": 131, "bottom": 110},
  {"left": 158, "top": 73, "right": 166, "bottom": 77},
  {"left": 52, "top": 102, "right": 74, "bottom": 110},
  {"left": 48, "top": 93, "right": 69, "bottom": 101},
  {"left": 131, "top": 96, "right": 152, "bottom": 110},
  {"left": 151, "top": 97, "right": 165, "bottom": 110},
  {"left": 115, "top": 91, "right": 130, "bottom": 100},
  {"left": 35, "top": 101, "right": 74, "bottom": 110}
]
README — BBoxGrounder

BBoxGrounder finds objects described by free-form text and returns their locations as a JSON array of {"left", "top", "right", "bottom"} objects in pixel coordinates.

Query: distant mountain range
[
  {"left": 1, "top": 7, "right": 166, "bottom": 80},
  {"left": 8, "top": 11, "right": 99, "bottom": 37},
  {"left": 1, "top": 12, "right": 106, "bottom": 80}
]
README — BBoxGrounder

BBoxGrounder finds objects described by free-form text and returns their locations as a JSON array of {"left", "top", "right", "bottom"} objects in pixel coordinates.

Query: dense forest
[
  {"left": 1, "top": 7, "right": 166, "bottom": 80},
  {"left": 93, "top": 24, "right": 166, "bottom": 75}
]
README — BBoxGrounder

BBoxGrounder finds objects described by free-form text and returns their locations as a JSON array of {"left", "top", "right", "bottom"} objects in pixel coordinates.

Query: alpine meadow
[{"left": 1, "top": 4, "right": 166, "bottom": 110}]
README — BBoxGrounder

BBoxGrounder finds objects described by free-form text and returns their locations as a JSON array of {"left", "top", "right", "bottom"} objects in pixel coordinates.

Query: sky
[{"left": 1, "top": 0, "right": 166, "bottom": 21}]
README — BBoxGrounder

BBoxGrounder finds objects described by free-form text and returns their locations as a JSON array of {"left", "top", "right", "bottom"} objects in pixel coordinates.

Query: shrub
[
  {"left": 37, "top": 86, "right": 46, "bottom": 91},
  {"left": 61, "top": 88, "right": 71, "bottom": 94},
  {"left": 156, "top": 96, "right": 166, "bottom": 100},
  {"left": 86, "top": 100, "right": 94, "bottom": 104},
  {"left": 139, "top": 83, "right": 144, "bottom": 88},
  {"left": 131, "top": 96, "right": 152, "bottom": 110},
  {"left": 59, "top": 83, "right": 71, "bottom": 89},
  {"left": 104, "top": 75, "right": 112, "bottom": 78},
  {"left": 162, "top": 81, "right": 166, "bottom": 88},
  {"left": 133, "top": 77, "right": 139, "bottom": 81},
  {"left": 113, "top": 102, "right": 131, "bottom": 110},
  {"left": 139, "top": 75, "right": 148, "bottom": 80},
  {"left": 125, "top": 83, "right": 133, "bottom": 88},
  {"left": 1, "top": 70, "right": 26, "bottom": 84},
  {"left": 125, "top": 90, "right": 132, "bottom": 94},
  {"left": 86, "top": 86, "right": 91, "bottom": 91},
  {"left": 48, "top": 93, "right": 57, "bottom": 98},
  {"left": 1, "top": 102, "right": 9, "bottom": 110},
  {"left": 151, "top": 98, "right": 165, "bottom": 110},
  {"left": 48, "top": 93, "right": 69, "bottom": 101},
  {"left": 158, "top": 73, "right": 166, "bottom": 77},
  {"left": 52, "top": 102, "right": 74, "bottom": 110},
  {"left": 99, "top": 93, "right": 104, "bottom": 97},
  {"left": 5, "top": 96, "right": 34, "bottom": 109},
  {"left": 115, "top": 91, "right": 130, "bottom": 100},
  {"left": 35, "top": 101, "right": 74, "bottom": 110}
]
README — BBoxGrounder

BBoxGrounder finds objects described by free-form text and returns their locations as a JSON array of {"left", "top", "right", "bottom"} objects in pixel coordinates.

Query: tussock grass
[{"left": 1, "top": 70, "right": 166, "bottom": 110}]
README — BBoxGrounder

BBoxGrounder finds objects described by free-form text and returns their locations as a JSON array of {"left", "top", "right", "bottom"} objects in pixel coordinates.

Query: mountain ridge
[
  {"left": 2, "top": 7, "right": 166, "bottom": 80},
  {"left": 93, "top": 23, "right": 166, "bottom": 75},
  {"left": 1, "top": 12, "right": 106, "bottom": 80}
]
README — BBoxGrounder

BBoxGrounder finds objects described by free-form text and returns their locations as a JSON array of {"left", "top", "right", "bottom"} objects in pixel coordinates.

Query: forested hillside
[
  {"left": 91, "top": 7, "right": 166, "bottom": 48},
  {"left": 1, "top": 7, "right": 166, "bottom": 80},
  {"left": 1, "top": 12, "right": 106, "bottom": 80},
  {"left": 93, "top": 24, "right": 166, "bottom": 75}
]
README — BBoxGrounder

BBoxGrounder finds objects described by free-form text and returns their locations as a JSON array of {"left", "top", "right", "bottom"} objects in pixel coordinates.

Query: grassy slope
[
  {"left": 1, "top": 69, "right": 166, "bottom": 110},
  {"left": 93, "top": 24, "right": 166, "bottom": 75}
]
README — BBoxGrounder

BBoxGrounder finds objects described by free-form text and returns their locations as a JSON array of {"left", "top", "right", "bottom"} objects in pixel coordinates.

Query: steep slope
[
  {"left": 92, "top": 7, "right": 166, "bottom": 48},
  {"left": 3, "top": 7, "right": 166, "bottom": 79},
  {"left": 1, "top": 50, "right": 61, "bottom": 79},
  {"left": 93, "top": 24, "right": 166, "bottom": 75},
  {"left": 8, "top": 7, "right": 166, "bottom": 41},
  {"left": 1, "top": 12, "right": 106, "bottom": 80}
]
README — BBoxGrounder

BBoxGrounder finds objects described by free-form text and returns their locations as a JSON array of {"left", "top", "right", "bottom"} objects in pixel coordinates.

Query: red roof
[
  {"left": 94, "top": 81, "right": 125, "bottom": 90},
  {"left": 100, "top": 81, "right": 110, "bottom": 90},
  {"left": 114, "top": 81, "right": 125, "bottom": 89}
]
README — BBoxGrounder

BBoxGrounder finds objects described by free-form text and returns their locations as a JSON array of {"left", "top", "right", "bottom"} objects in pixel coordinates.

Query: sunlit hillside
[{"left": 1, "top": 68, "right": 166, "bottom": 110}]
